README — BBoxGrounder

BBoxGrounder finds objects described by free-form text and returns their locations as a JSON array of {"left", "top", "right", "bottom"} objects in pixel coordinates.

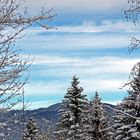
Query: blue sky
[{"left": 17, "top": 0, "right": 140, "bottom": 109}]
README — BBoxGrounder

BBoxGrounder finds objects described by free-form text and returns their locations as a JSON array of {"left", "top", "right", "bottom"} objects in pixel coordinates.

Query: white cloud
[
  {"left": 26, "top": 0, "right": 126, "bottom": 13},
  {"left": 23, "top": 56, "right": 139, "bottom": 97},
  {"left": 23, "top": 78, "right": 126, "bottom": 107},
  {"left": 21, "top": 55, "right": 135, "bottom": 108},
  {"left": 31, "top": 55, "right": 140, "bottom": 75},
  {"left": 55, "top": 22, "right": 103, "bottom": 33},
  {"left": 80, "top": 79, "right": 126, "bottom": 94},
  {"left": 18, "top": 20, "right": 140, "bottom": 51},
  {"left": 25, "top": 20, "right": 140, "bottom": 34},
  {"left": 24, "top": 82, "right": 67, "bottom": 96},
  {"left": 54, "top": 20, "right": 140, "bottom": 33},
  {"left": 21, "top": 33, "right": 127, "bottom": 50},
  {"left": 22, "top": 55, "right": 139, "bottom": 94}
]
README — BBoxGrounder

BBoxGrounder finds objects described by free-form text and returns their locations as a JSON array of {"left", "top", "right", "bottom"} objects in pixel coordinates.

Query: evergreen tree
[
  {"left": 55, "top": 76, "right": 89, "bottom": 140},
  {"left": 113, "top": 63, "right": 140, "bottom": 140},
  {"left": 87, "top": 91, "right": 110, "bottom": 140},
  {"left": 23, "top": 118, "right": 42, "bottom": 140}
]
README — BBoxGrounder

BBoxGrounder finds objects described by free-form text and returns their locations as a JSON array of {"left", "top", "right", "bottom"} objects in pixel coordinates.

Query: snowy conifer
[
  {"left": 113, "top": 63, "right": 140, "bottom": 140},
  {"left": 87, "top": 91, "right": 110, "bottom": 140},
  {"left": 55, "top": 76, "right": 89, "bottom": 140},
  {"left": 23, "top": 118, "right": 41, "bottom": 140}
]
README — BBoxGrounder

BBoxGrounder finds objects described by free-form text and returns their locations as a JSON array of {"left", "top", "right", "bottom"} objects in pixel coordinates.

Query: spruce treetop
[{"left": 55, "top": 76, "right": 88, "bottom": 140}]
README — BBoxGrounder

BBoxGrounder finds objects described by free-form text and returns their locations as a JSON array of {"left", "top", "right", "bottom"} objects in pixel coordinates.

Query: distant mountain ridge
[{"left": 0, "top": 103, "right": 115, "bottom": 140}]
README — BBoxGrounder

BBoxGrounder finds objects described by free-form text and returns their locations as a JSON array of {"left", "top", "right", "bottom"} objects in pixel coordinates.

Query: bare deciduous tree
[
  {"left": 0, "top": 0, "right": 54, "bottom": 110},
  {"left": 124, "top": 0, "right": 140, "bottom": 52}
]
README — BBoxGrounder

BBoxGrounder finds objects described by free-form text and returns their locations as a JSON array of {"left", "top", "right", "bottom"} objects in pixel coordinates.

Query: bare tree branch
[
  {"left": 124, "top": 0, "right": 140, "bottom": 52},
  {"left": 0, "top": 0, "right": 54, "bottom": 111},
  {"left": 106, "top": 104, "right": 140, "bottom": 120},
  {"left": 128, "top": 36, "right": 140, "bottom": 53}
]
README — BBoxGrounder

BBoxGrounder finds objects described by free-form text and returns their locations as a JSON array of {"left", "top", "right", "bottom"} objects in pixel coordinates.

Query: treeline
[
  {"left": 54, "top": 64, "right": 140, "bottom": 140},
  {"left": 2, "top": 63, "right": 140, "bottom": 140},
  {"left": 55, "top": 76, "right": 110, "bottom": 140},
  {"left": 22, "top": 63, "right": 140, "bottom": 140}
]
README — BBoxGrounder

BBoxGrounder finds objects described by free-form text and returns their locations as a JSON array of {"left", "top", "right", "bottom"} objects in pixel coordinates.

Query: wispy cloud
[
  {"left": 23, "top": 56, "right": 139, "bottom": 98},
  {"left": 18, "top": 20, "right": 140, "bottom": 53},
  {"left": 23, "top": 78, "right": 127, "bottom": 109},
  {"left": 26, "top": 0, "right": 126, "bottom": 13},
  {"left": 31, "top": 55, "right": 139, "bottom": 74},
  {"left": 24, "top": 79, "right": 123, "bottom": 97},
  {"left": 14, "top": 0, "right": 138, "bottom": 109},
  {"left": 24, "top": 82, "right": 67, "bottom": 96},
  {"left": 81, "top": 79, "right": 124, "bottom": 92},
  {"left": 52, "top": 20, "right": 140, "bottom": 33},
  {"left": 25, "top": 20, "right": 140, "bottom": 34}
]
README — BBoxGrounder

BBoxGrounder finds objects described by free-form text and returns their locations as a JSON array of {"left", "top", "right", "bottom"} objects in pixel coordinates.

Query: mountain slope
[{"left": 0, "top": 103, "right": 115, "bottom": 140}]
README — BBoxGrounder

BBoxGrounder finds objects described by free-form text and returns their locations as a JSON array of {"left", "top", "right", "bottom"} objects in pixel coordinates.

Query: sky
[{"left": 17, "top": 0, "right": 140, "bottom": 109}]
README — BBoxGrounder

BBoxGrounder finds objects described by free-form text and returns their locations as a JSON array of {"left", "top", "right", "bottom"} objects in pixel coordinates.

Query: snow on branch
[{"left": 106, "top": 104, "right": 140, "bottom": 121}]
